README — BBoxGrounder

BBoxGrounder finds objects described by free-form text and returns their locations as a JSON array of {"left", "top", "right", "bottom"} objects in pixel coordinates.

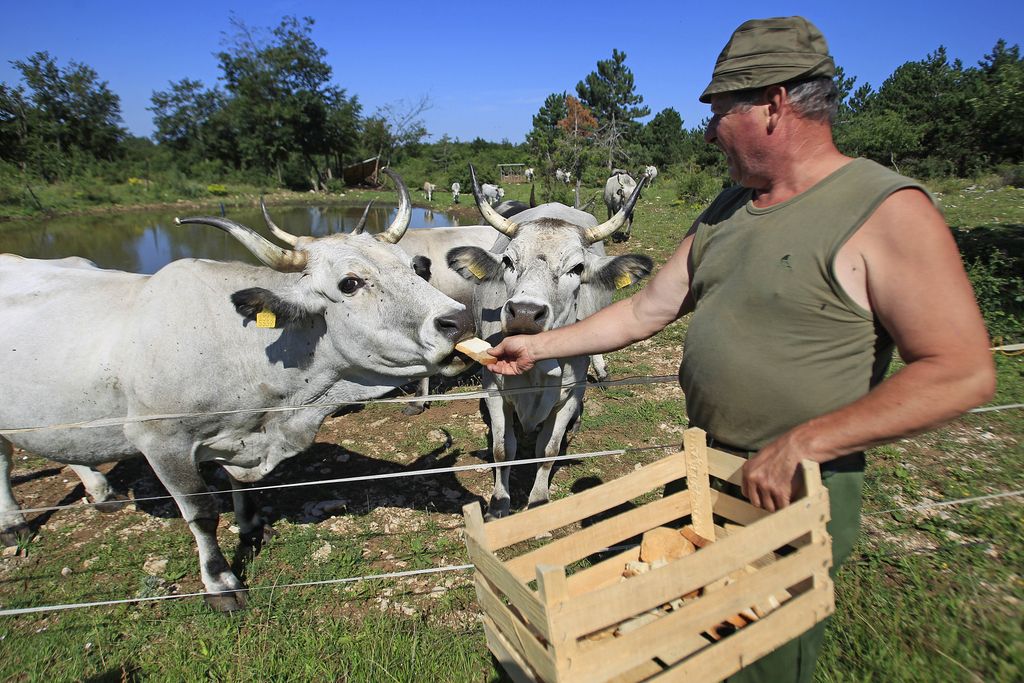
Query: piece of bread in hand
[{"left": 455, "top": 337, "right": 497, "bottom": 365}]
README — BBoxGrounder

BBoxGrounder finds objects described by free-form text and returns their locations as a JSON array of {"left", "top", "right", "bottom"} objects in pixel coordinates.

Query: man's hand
[
  {"left": 487, "top": 336, "right": 538, "bottom": 376},
  {"left": 740, "top": 433, "right": 807, "bottom": 512}
]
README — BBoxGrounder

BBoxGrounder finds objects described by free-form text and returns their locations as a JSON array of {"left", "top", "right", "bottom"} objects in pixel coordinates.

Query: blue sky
[{"left": 1, "top": 1, "right": 1020, "bottom": 144}]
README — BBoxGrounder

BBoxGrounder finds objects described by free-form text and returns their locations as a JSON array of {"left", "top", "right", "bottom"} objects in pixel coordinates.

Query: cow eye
[
  {"left": 501, "top": 256, "right": 515, "bottom": 271},
  {"left": 339, "top": 276, "right": 364, "bottom": 294},
  {"left": 569, "top": 263, "right": 584, "bottom": 277}
]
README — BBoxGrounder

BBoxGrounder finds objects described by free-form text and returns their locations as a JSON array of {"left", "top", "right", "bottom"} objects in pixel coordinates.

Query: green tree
[
  {"left": 641, "top": 107, "right": 687, "bottom": 168},
  {"left": 973, "top": 40, "right": 1024, "bottom": 166},
  {"left": 149, "top": 79, "right": 225, "bottom": 162},
  {"left": 216, "top": 15, "right": 360, "bottom": 188},
  {"left": 5, "top": 51, "right": 124, "bottom": 179},
  {"left": 526, "top": 91, "right": 568, "bottom": 167},
  {"left": 576, "top": 49, "right": 650, "bottom": 171}
]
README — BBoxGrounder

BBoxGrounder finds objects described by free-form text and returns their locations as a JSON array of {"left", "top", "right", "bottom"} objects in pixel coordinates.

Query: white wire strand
[{"left": 0, "top": 374, "right": 679, "bottom": 435}]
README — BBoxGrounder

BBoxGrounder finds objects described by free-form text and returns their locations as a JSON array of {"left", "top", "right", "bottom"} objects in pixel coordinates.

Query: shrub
[
  {"left": 996, "top": 163, "right": 1024, "bottom": 189},
  {"left": 674, "top": 165, "right": 723, "bottom": 205},
  {"left": 965, "top": 248, "right": 1024, "bottom": 342},
  {"left": 206, "top": 184, "right": 229, "bottom": 196}
]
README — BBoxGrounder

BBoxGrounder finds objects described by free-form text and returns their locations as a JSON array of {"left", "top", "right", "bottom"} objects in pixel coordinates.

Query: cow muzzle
[{"left": 502, "top": 299, "right": 549, "bottom": 335}]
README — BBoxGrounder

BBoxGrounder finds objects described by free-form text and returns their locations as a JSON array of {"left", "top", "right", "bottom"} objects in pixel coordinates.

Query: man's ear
[
  {"left": 765, "top": 85, "right": 785, "bottom": 133},
  {"left": 231, "top": 288, "right": 313, "bottom": 326},
  {"left": 447, "top": 246, "right": 502, "bottom": 282}
]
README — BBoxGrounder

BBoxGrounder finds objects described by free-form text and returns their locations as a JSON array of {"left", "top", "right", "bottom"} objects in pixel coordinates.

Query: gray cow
[
  {"left": 451, "top": 182, "right": 461, "bottom": 204},
  {"left": 603, "top": 170, "right": 640, "bottom": 242},
  {"left": 480, "top": 183, "right": 504, "bottom": 206},
  {"left": 422, "top": 181, "right": 436, "bottom": 202},
  {"left": 0, "top": 170, "right": 472, "bottom": 611},
  {"left": 447, "top": 165, "right": 652, "bottom": 518}
]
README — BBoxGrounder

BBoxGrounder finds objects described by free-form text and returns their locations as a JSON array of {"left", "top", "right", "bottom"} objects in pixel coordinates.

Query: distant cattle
[
  {"left": 422, "top": 181, "right": 436, "bottom": 202},
  {"left": 644, "top": 165, "right": 658, "bottom": 186},
  {"left": 0, "top": 170, "right": 472, "bottom": 611},
  {"left": 603, "top": 170, "right": 640, "bottom": 242},
  {"left": 451, "top": 182, "right": 461, "bottom": 203},
  {"left": 524, "top": 167, "right": 535, "bottom": 182},
  {"left": 555, "top": 168, "right": 572, "bottom": 184},
  {"left": 480, "top": 183, "right": 505, "bottom": 206},
  {"left": 447, "top": 165, "right": 652, "bottom": 518}
]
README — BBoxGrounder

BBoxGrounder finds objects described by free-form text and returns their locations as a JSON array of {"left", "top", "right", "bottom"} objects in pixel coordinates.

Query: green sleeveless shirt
[{"left": 680, "top": 158, "right": 930, "bottom": 451}]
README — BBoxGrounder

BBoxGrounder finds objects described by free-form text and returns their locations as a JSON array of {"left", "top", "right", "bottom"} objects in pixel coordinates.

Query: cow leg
[
  {"left": 402, "top": 377, "right": 430, "bottom": 416},
  {"left": 527, "top": 401, "right": 579, "bottom": 509},
  {"left": 485, "top": 399, "right": 516, "bottom": 520},
  {"left": 589, "top": 354, "right": 609, "bottom": 382},
  {"left": 227, "top": 473, "right": 267, "bottom": 546},
  {"left": 137, "top": 446, "right": 247, "bottom": 612},
  {"left": 67, "top": 464, "right": 127, "bottom": 512},
  {"left": 0, "top": 437, "right": 29, "bottom": 546}
]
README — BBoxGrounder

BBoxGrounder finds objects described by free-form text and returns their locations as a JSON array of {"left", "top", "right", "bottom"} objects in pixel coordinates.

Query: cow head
[
  {"left": 447, "top": 164, "right": 653, "bottom": 336},
  {"left": 176, "top": 169, "right": 472, "bottom": 379}
]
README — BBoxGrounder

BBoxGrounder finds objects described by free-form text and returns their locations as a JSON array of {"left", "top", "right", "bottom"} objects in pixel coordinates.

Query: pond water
[{"left": 0, "top": 204, "right": 462, "bottom": 274}]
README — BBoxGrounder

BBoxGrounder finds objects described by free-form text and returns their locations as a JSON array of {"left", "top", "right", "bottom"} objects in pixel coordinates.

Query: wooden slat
[
  {"left": 712, "top": 490, "right": 770, "bottom": 525},
  {"left": 649, "top": 584, "right": 834, "bottom": 682},
  {"left": 554, "top": 493, "right": 828, "bottom": 638},
  {"left": 684, "top": 429, "right": 715, "bottom": 540},
  {"left": 565, "top": 545, "right": 640, "bottom": 598},
  {"left": 705, "top": 447, "right": 747, "bottom": 485},
  {"left": 537, "top": 564, "right": 575, "bottom": 678},
  {"left": 484, "top": 616, "right": 545, "bottom": 683},
  {"left": 477, "top": 579, "right": 556, "bottom": 682},
  {"left": 465, "top": 532, "right": 551, "bottom": 641},
  {"left": 485, "top": 453, "right": 687, "bottom": 549},
  {"left": 564, "top": 543, "right": 829, "bottom": 682},
  {"left": 505, "top": 491, "right": 693, "bottom": 582}
]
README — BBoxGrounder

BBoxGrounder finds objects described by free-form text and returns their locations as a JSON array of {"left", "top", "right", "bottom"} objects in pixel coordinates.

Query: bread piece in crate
[{"left": 462, "top": 427, "right": 834, "bottom": 683}]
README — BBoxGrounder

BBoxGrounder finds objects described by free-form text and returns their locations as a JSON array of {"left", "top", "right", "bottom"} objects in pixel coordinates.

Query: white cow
[
  {"left": 524, "top": 167, "right": 535, "bottom": 182},
  {"left": 555, "top": 168, "right": 572, "bottom": 184},
  {"left": 480, "top": 183, "right": 504, "bottom": 206},
  {"left": 422, "top": 181, "right": 436, "bottom": 202},
  {"left": 644, "top": 165, "right": 658, "bottom": 185},
  {"left": 603, "top": 170, "right": 639, "bottom": 242},
  {"left": 447, "top": 165, "right": 652, "bottom": 518},
  {"left": 451, "top": 182, "right": 461, "bottom": 204},
  {"left": 0, "top": 170, "right": 472, "bottom": 611}
]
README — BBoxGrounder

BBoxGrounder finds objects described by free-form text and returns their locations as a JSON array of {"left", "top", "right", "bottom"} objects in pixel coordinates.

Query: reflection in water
[{"left": 0, "top": 204, "right": 461, "bottom": 274}]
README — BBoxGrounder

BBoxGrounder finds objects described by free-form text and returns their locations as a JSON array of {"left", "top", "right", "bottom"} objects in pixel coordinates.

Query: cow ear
[
  {"left": 583, "top": 254, "right": 654, "bottom": 289},
  {"left": 231, "top": 288, "right": 313, "bottom": 326},
  {"left": 412, "top": 255, "right": 432, "bottom": 281},
  {"left": 447, "top": 246, "right": 501, "bottom": 281}
]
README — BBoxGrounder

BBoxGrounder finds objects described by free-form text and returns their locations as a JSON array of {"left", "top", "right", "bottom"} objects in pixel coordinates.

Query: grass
[{"left": 0, "top": 175, "right": 1021, "bottom": 682}]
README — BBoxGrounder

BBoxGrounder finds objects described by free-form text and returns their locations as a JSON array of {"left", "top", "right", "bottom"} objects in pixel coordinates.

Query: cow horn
[
  {"left": 376, "top": 168, "right": 411, "bottom": 244},
  {"left": 529, "top": 184, "right": 536, "bottom": 208},
  {"left": 582, "top": 173, "right": 649, "bottom": 244},
  {"left": 260, "top": 196, "right": 301, "bottom": 247},
  {"left": 352, "top": 200, "right": 375, "bottom": 235},
  {"left": 175, "top": 216, "right": 307, "bottom": 272},
  {"left": 469, "top": 164, "right": 517, "bottom": 237}
]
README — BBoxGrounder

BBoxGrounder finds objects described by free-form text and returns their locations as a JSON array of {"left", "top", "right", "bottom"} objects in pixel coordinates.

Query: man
[{"left": 486, "top": 16, "right": 995, "bottom": 682}]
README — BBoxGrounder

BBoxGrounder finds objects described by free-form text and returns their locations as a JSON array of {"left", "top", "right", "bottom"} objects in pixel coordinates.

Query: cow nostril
[{"left": 435, "top": 314, "right": 466, "bottom": 342}]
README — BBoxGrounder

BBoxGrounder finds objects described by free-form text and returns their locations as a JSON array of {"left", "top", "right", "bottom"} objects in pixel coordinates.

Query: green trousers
[{"left": 724, "top": 466, "right": 864, "bottom": 683}]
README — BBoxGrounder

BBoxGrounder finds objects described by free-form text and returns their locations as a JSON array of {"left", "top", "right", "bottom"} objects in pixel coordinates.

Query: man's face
[{"left": 704, "top": 93, "right": 766, "bottom": 186}]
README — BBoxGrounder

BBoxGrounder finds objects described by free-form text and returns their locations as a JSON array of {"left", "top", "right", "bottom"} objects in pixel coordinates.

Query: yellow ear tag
[
  {"left": 615, "top": 274, "right": 633, "bottom": 289},
  {"left": 468, "top": 263, "right": 486, "bottom": 280},
  {"left": 255, "top": 309, "right": 277, "bottom": 328}
]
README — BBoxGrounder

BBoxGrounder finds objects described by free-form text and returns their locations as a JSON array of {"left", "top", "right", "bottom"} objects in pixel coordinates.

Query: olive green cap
[{"left": 699, "top": 16, "right": 835, "bottom": 103}]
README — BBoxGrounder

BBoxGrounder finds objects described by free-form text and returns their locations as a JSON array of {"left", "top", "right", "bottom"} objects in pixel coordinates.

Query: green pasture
[{"left": 0, "top": 179, "right": 1020, "bottom": 682}]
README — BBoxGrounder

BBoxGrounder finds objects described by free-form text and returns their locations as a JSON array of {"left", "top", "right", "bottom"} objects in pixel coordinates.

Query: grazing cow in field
[
  {"left": 447, "top": 165, "right": 652, "bottom": 518},
  {"left": 524, "top": 167, "right": 535, "bottom": 182},
  {"left": 555, "top": 168, "right": 572, "bottom": 184},
  {"left": 451, "top": 182, "right": 461, "bottom": 203},
  {"left": 603, "top": 170, "right": 640, "bottom": 242},
  {"left": 0, "top": 170, "right": 473, "bottom": 611},
  {"left": 422, "top": 181, "right": 436, "bottom": 202},
  {"left": 480, "top": 183, "right": 504, "bottom": 206},
  {"left": 644, "top": 165, "right": 658, "bottom": 186}
]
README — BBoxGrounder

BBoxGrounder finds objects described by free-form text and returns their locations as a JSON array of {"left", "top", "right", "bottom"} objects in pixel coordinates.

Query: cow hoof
[
  {"left": 205, "top": 590, "right": 248, "bottom": 612},
  {"left": 484, "top": 499, "right": 510, "bottom": 521},
  {"left": 402, "top": 404, "right": 426, "bottom": 416},
  {"left": 93, "top": 494, "right": 130, "bottom": 513},
  {"left": 526, "top": 499, "right": 550, "bottom": 510}
]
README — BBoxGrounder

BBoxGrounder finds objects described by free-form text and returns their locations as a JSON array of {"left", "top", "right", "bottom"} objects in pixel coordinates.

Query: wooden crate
[{"left": 462, "top": 427, "right": 834, "bottom": 683}]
